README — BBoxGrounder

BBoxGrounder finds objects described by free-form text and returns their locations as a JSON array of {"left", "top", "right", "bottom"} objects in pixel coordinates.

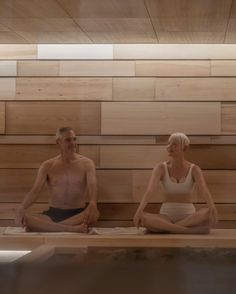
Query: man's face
[{"left": 58, "top": 130, "right": 77, "bottom": 154}]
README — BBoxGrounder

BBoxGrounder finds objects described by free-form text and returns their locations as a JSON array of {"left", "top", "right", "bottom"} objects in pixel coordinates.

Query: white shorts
[{"left": 160, "top": 202, "right": 196, "bottom": 223}]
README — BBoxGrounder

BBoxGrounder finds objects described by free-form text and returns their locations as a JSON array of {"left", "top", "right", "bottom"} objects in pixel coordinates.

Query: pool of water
[{"left": 0, "top": 247, "right": 236, "bottom": 294}]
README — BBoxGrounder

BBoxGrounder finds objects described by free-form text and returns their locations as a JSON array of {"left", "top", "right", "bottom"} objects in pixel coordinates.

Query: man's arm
[
  {"left": 15, "top": 162, "right": 49, "bottom": 226},
  {"left": 83, "top": 159, "right": 99, "bottom": 225}
]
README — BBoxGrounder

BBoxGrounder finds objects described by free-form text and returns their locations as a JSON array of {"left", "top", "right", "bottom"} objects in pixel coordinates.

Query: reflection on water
[{"left": 0, "top": 248, "right": 236, "bottom": 294}]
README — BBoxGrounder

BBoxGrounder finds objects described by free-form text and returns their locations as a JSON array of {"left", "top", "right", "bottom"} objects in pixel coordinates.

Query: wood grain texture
[
  {"left": 113, "top": 78, "right": 155, "bottom": 100},
  {"left": 17, "top": 61, "right": 59, "bottom": 76},
  {"left": 136, "top": 60, "right": 210, "bottom": 76},
  {"left": 0, "top": 145, "right": 58, "bottom": 168},
  {"left": 0, "top": 61, "right": 16, "bottom": 76},
  {"left": 100, "top": 145, "right": 236, "bottom": 169},
  {"left": 15, "top": 77, "right": 112, "bottom": 100},
  {"left": 155, "top": 78, "right": 236, "bottom": 101},
  {"left": 60, "top": 61, "right": 135, "bottom": 76},
  {"left": 0, "top": 78, "right": 15, "bottom": 99},
  {"left": 0, "top": 102, "right": 5, "bottom": 134},
  {"left": 0, "top": 45, "right": 37, "bottom": 59},
  {"left": 221, "top": 103, "right": 236, "bottom": 133},
  {"left": 101, "top": 102, "right": 221, "bottom": 135},
  {"left": 6, "top": 102, "right": 101, "bottom": 135}
]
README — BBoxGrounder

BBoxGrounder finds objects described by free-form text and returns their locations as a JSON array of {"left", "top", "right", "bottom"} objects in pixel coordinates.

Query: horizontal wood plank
[
  {"left": 101, "top": 102, "right": 221, "bottom": 135},
  {"left": 136, "top": 60, "right": 210, "bottom": 76},
  {"left": 0, "top": 102, "right": 5, "bottom": 134},
  {"left": 6, "top": 102, "right": 101, "bottom": 135},
  {"left": 0, "top": 78, "right": 15, "bottom": 99},
  {"left": 155, "top": 78, "right": 236, "bottom": 101},
  {"left": 60, "top": 61, "right": 135, "bottom": 76},
  {"left": 221, "top": 103, "right": 236, "bottom": 133},
  {"left": 0, "top": 61, "right": 16, "bottom": 76},
  {"left": 17, "top": 61, "right": 59, "bottom": 76},
  {"left": 113, "top": 78, "right": 155, "bottom": 100},
  {"left": 0, "top": 45, "right": 37, "bottom": 59},
  {"left": 15, "top": 77, "right": 112, "bottom": 100}
]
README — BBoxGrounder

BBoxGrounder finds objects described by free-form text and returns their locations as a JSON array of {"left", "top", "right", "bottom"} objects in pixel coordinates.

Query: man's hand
[
  {"left": 15, "top": 207, "right": 26, "bottom": 227},
  {"left": 133, "top": 209, "right": 143, "bottom": 228},
  {"left": 209, "top": 205, "right": 218, "bottom": 227},
  {"left": 83, "top": 203, "right": 99, "bottom": 225}
]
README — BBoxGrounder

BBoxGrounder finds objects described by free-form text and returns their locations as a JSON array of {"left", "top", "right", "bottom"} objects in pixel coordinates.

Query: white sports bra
[{"left": 162, "top": 162, "right": 195, "bottom": 194}]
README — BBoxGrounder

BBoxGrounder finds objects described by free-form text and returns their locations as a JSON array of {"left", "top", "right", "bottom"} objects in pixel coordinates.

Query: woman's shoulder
[{"left": 153, "top": 162, "right": 166, "bottom": 174}]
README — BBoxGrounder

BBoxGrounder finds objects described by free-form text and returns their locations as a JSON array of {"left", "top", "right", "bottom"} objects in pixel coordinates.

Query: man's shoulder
[
  {"left": 76, "top": 154, "right": 94, "bottom": 166},
  {"left": 40, "top": 156, "right": 60, "bottom": 169}
]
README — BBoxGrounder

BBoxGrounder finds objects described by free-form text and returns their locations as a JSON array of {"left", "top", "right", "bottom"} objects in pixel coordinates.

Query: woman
[{"left": 134, "top": 132, "right": 217, "bottom": 234}]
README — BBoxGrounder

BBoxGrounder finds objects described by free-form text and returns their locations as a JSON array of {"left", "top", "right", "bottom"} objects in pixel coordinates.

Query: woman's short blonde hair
[{"left": 169, "top": 132, "right": 190, "bottom": 150}]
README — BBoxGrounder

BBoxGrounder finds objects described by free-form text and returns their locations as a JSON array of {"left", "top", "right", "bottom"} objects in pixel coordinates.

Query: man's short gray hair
[{"left": 56, "top": 127, "right": 74, "bottom": 140}]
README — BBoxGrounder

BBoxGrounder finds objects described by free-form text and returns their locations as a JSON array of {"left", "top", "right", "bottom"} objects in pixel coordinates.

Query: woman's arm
[
  {"left": 134, "top": 163, "right": 163, "bottom": 227},
  {"left": 192, "top": 165, "right": 218, "bottom": 226}
]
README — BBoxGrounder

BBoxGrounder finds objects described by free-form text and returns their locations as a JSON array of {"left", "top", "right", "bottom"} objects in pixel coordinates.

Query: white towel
[{"left": 89, "top": 227, "right": 147, "bottom": 235}]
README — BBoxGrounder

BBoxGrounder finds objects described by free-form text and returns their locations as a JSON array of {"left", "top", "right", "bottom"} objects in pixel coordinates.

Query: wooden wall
[{"left": 0, "top": 44, "right": 236, "bottom": 228}]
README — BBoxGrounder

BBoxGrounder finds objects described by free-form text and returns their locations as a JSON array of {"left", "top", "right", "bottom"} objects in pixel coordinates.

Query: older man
[{"left": 15, "top": 127, "right": 99, "bottom": 232}]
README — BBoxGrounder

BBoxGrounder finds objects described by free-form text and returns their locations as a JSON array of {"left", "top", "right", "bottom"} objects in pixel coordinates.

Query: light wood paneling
[
  {"left": 0, "top": 78, "right": 15, "bottom": 99},
  {"left": 6, "top": 102, "right": 101, "bottom": 135},
  {"left": 58, "top": 0, "right": 150, "bottom": 18},
  {"left": 113, "top": 78, "right": 155, "bottom": 100},
  {"left": 0, "top": 145, "right": 58, "bottom": 168},
  {"left": 17, "top": 31, "right": 92, "bottom": 44},
  {"left": 211, "top": 61, "right": 236, "bottom": 76},
  {"left": 75, "top": 18, "right": 157, "bottom": 43},
  {"left": 157, "top": 32, "right": 225, "bottom": 43},
  {"left": 136, "top": 60, "right": 210, "bottom": 76},
  {"left": 221, "top": 103, "right": 236, "bottom": 133},
  {"left": 114, "top": 44, "right": 236, "bottom": 59},
  {"left": 0, "top": 61, "right": 16, "bottom": 76},
  {"left": 155, "top": 78, "right": 236, "bottom": 101},
  {"left": 146, "top": 0, "right": 231, "bottom": 31},
  {"left": 78, "top": 146, "right": 100, "bottom": 166},
  {"left": 17, "top": 61, "right": 59, "bottom": 76},
  {"left": 100, "top": 145, "right": 236, "bottom": 169},
  {"left": 97, "top": 170, "right": 133, "bottom": 202},
  {"left": 0, "top": 18, "right": 82, "bottom": 32},
  {"left": 0, "top": 102, "right": 5, "bottom": 134},
  {"left": 100, "top": 145, "right": 166, "bottom": 168},
  {"left": 0, "top": 169, "right": 49, "bottom": 202},
  {"left": 0, "top": 32, "right": 27, "bottom": 43},
  {"left": 60, "top": 61, "right": 135, "bottom": 76},
  {"left": 38, "top": 44, "right": 113, "bottom": 59},
  {"left": 15, "top": 77, "right": 112, "bottom": 100},
  {"left": 0, "top": 135, "right": 156, "bottom": 145},
  {"left": 0, "top": 45, "right": 37, "bottom": 59},
  {"left": 185, "top": 145, "right": 236, "bottom": 170},
  {"left": 101, "top": 102, "right": 221, "bottom": 135}
]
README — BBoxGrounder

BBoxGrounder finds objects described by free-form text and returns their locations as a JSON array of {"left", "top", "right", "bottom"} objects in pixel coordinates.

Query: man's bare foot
[{"left": 71, "top": 223, "right": 88, "bottom": 233}]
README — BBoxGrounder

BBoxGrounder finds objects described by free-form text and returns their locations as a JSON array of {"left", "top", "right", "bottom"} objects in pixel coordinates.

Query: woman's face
[{"left": 166, "top": 138, "right": 184, "bottom": 157}]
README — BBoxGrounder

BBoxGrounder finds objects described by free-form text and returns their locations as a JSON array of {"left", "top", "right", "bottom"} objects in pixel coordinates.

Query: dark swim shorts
[{"left": 42, "top": 206, "right": 86, "bottom": 223}]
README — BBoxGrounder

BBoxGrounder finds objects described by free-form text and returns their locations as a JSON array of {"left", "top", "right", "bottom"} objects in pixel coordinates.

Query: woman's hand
[{"left": 208, "top": 205, "right": 218, "bottom": 227}]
